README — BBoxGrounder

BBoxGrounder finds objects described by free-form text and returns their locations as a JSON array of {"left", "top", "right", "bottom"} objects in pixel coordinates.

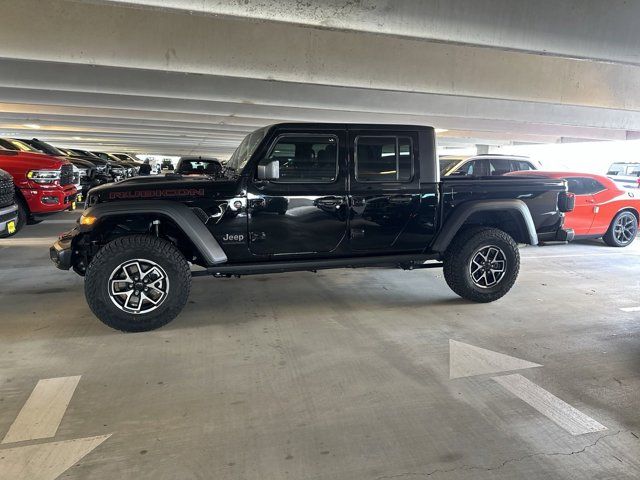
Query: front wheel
[
  {"left": 603, "top": 211, "right": 637, "bottom": 247},
  {"left": 84, "top": 235, "right": 192, "bottom": 332},
  {"left": 443, "top": 227, "right": 520, "bottom": 303}
]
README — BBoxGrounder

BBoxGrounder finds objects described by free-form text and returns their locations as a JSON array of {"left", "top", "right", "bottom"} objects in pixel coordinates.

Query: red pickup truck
[{"left": 0, "top": 147, "right": 77, "bottom": 233}]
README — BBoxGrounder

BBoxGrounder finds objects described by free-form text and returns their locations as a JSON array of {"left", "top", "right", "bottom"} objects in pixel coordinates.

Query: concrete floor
[{"left": 1, "top": 211, "right": 639, "bottom": 479}]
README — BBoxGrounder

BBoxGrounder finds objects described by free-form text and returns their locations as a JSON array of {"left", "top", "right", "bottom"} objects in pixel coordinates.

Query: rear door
[{"left": 348, "top": 130, "right": 421, "bottom": 252}]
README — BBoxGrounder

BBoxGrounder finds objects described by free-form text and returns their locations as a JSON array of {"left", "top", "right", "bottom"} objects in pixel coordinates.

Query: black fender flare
[
  {"left": 430, "top": 199, "right": 538, "bottom": 253},
  {"left": 82, "top": 200, "right": 228, "bottom": 265}
]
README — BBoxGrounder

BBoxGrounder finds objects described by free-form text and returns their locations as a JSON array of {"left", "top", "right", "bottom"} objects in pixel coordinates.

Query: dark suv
[{"left": 51, "top": 123, "right": 573, "bottom": 332}]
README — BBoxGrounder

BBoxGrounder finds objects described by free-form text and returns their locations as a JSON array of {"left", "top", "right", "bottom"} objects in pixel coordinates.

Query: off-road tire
[
  {"left": 443, "top": 227, "right": 520, "bottom": 303},
  {"left": 15, "top": 197, "right": 28, "bottom": 233},
  {"left": 85, "top": 235, "right": 192, "bottom": 332},
  {"left": 603, "top": 210, "right": 638, "bottom": 247}
]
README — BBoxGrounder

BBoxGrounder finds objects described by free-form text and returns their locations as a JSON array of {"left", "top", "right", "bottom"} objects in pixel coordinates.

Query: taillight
[
  {"left": 27, "top": 169, "right": 61, "bottom": 185},
  {"left": 558, "top": 191, "right": 575, "bottom": 212}
]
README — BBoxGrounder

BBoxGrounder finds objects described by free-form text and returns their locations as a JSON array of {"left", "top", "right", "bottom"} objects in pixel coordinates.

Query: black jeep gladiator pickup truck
[{"left": 50, "top": 124, "right": 574, "bottom": 332}]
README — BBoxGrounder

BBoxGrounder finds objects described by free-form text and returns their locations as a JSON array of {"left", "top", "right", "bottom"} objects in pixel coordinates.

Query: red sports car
[{"left": 506, "top": 171, "right": 639, "bottom": 247}]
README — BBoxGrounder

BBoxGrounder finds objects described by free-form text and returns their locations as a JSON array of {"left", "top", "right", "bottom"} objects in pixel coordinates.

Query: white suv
[
  {"left": 440, "top": 154, "right": 540, "bottom": 177},
  {"left": 606, "top": 162, "right": 640, "bottom": 189}
]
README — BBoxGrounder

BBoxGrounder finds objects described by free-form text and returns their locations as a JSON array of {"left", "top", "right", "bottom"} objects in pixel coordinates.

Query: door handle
[
  {"left": 389, "top": 196, "right": 412, "bottom": 205},
  {"left": 316, "top": 196, "right": 344, "bottom": 208}
]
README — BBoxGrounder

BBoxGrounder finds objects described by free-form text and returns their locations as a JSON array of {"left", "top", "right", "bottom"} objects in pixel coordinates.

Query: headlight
[{"left": 27, "top": 169, "right": 60, "bottom": 184}]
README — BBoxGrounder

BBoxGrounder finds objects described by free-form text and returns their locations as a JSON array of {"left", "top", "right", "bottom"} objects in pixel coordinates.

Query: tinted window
[
  {"left": 514, "top": 161, "right": 534, "bottom": 171},
  {"left": 355, "top": 136, "right": 413, "bottom": 182},
  {"left": 566, "top": 177, "right": 605, "bottom": 195},
  {"left": 487, "top": 159, "right": 511, "bottom": 176},
  {"left": 457, "top": 159, "right": 481, "bottom": 176},
  {"left": 261, "top": 135, "right": 338, "bottom": 183}
]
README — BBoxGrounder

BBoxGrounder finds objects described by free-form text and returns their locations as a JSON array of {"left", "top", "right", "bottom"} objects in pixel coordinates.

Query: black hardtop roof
[{"left": 268, "top": 123, "right": 435, "bottom": 132}]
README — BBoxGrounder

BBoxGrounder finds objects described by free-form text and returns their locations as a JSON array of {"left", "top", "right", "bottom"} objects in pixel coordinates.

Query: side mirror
[{"left": 258, "top": 160, "right": 280, "bottom": 180}]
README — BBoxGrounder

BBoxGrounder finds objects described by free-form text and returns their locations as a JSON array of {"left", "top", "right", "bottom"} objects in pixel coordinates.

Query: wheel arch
[
  {"left": 77, "top": 200, "right": 227, "bottom": 267},
  {"left": 431, "top": 199, "right": 538, "bottom": 253}
]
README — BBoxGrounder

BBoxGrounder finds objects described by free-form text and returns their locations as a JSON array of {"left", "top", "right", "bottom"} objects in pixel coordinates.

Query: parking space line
[
  {"left": 40, "top": 220, "right": 78, "bottom": 224},
  {"left": 2, "top": 376, "right": 81, "bottom": 444},
  {"left": 522, "top": 252, "right": 640, "bottom": 259},
  {"left": 493, "top": 374, "right": 607, "bottom": 435},
  {"left": 619, "top": 306, "right": 640, "bottom": 312},
  {"left": 0, "top": 434, "right": 111, "bottom": 480}
]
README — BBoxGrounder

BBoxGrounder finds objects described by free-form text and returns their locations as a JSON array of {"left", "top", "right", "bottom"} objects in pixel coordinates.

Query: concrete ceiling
[{"left": 1, "top": 0, "right": 640, "bottom": 157}]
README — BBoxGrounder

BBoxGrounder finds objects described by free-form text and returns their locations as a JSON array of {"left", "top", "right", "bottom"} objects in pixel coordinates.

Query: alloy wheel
[
  {"left": 613, "top": 213, "right": 637, "bottom": 245},
  {"left": 469, "top": 245, "right": 507, "bottom": 289},
  {"left": 108, "top": 259, "right": 169, "bottom": 314}
]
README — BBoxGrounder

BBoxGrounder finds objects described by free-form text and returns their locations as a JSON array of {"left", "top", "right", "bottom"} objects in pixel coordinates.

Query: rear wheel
[
  {"left": 84, "top": 235, "right": 192, "bottom": 332},
  {"left": 443, "top": 227, "right": 520, "bottom": 303},
  {"left": 603, "top": 211, "right": 637, "bottom": 247}
]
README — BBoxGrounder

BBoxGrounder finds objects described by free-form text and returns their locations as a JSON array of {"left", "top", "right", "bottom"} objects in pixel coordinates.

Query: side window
[
  {"left": 261, "top": 135, "right": 338, "bottom": 183},
  {"left": 582, "top": 178, "right": 606, "bottom": 194},
  {"left": 488, "top": 159, "right": 511, "bottom": 176},
  {"left": 513, "top": 161, "right": 534, "bottom": 171},
  {"left": 355, "top": 136, "right": 413, "bottom": 182},
  {"left": 566, "top": 178, "right": 584, "bottom": 195},
  {"left": 568, "top": 177, "right": 606, "bottom": 195},
  {"left": 458, "top": 159, "right": 479, "bottom": 176}
]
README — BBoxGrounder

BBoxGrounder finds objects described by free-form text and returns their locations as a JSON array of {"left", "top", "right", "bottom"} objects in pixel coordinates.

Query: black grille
[
  {"left": 0, "top": 175, "right": 15, "bottom": 208},
  {"left": 60, "top": 164, "right": 74, "bottom": 186}
]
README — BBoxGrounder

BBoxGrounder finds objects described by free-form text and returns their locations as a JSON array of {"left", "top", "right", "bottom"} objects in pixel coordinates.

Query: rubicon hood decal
[{"left": 108, "top": 188, "right": 206, "bottom": 200}]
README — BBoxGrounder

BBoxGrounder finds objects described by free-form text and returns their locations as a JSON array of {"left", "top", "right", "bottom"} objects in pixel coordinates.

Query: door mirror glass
[{"left": 258, "top": 160, "right": 280, "bottom": 180}]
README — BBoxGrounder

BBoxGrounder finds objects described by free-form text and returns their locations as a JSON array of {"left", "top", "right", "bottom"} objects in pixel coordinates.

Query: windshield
[
  {"left": 0, "top": 138, "right": 36, "bottom": 152},
  {"left": 607, "top": 163, "right": 640, "bottom": 176},
  {"left": 439, "top": 158, "right": 463, "bottom": 175},
  {"left": 177, "top": 158, "right": 221, "bottom": 175},
  {"left": 225, "top": 127, "right": 268, "bottom": 173}
]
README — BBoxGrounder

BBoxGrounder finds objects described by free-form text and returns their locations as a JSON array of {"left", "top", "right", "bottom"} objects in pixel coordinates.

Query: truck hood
[
  {"left": 88, "top": 174, "right": 238, "bottom": 203},
  {"left": 0, "top": 150, "right": 68, "bottom": 169}
]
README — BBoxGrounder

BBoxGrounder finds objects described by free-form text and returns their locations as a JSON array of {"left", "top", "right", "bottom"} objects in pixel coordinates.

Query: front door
[
  {"left": 348, "top": 130, "right": 422, "bottom": 252},
  {"left": 247, "top": 131, "right": 349, "bottom": 256},
  {"left": 565, "top": 177, "right": 597, "bottom": 235}
]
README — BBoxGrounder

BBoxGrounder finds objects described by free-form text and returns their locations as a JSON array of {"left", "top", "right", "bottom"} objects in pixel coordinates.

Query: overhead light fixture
[
  {"left": 73, "top": 136, "right": 83, "bottom": 140},
  {"left": 434, "top": 128, "right": 449, "bottom": 134},
  {"left": 23, "top": 123, "right": 41, "bottom": 129}
]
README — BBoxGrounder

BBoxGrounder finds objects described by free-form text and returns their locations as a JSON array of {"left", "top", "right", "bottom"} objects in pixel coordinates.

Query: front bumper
[
  {"left": 0, "top": 204, "right": 19, "bottom": 236},
  {"left": 50, "top": 228, "right": 79, "bottom": 270},
  {"left": 21, "top": 184, "right": 78, "bottom": 215}
]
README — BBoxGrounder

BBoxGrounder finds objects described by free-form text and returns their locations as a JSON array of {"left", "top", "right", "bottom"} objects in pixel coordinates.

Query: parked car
[
  {"left": 175, "top": 156, "right": 222, "bottom": 176},
  {"left": 0, "top": 147, "right": 77, "bottom": 231},
  {"left": 0, "top": 167, "right": 19, "bottom": 238},
  {"left": 440, "top": 154, "right": 540, "bottom": 177},
  {"left": 161, "top": 159, "right": 175, "bottom": 171},
  {"left": 51, "top": 123, "right": 573, "bottom": 332},
  {"left": 64, "top": 149, "right": 126, "bottom": 182},
  {"left": 606, "top": 162, "right": 640, "bottom": 189},
  {"left": 18, "top": 138, "right": 110, "bottom": 200},
  {"left": 92, "top": 151, "right": 138, "bottom": 177},
  {"left": 507, "top": 171, "right": 638, "bottom": 247},
  {"left": 112, "top": 153, "right": 143, "bottom": 166}
]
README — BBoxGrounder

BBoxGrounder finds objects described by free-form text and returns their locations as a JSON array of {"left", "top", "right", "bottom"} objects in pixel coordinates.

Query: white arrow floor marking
[
  {"left": 493, "top": 374, "right": 607, "bottom": 435},
  {"left": 0, "top": 376, "right": 112, "bottom": 480},
  {"left": 2, "top": 376, "right": 81, "bottom": 444},
  {"left": 449, "top": 339, "right": 542, "bottom": 379},
  {"left": 450, "top": 340, "right": 606, "bottom": 435},
  {"left": 0, "top": 435, "right": 111, "bottom": 480}
]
